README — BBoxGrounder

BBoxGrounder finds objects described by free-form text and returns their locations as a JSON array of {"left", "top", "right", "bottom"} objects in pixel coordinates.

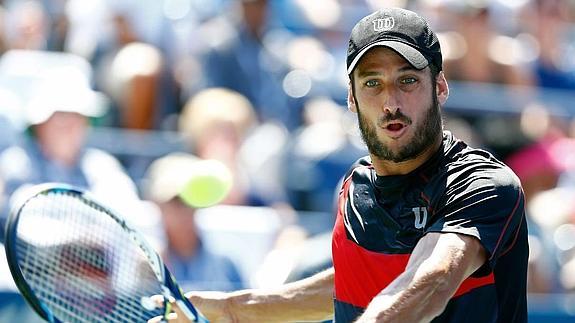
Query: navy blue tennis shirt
[{"left": 332, "top": 131, "right": 528, "bottom": 322}]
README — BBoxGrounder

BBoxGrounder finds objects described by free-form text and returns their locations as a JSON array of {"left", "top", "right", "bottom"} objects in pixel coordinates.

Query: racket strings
[{"left": 15, "top": 191, "right": 164, "bottom": 322}]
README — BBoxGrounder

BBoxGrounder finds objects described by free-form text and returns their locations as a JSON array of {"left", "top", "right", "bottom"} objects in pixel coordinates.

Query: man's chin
[{"left": 370, "top": 139, "right": 424, "bottom": 163}]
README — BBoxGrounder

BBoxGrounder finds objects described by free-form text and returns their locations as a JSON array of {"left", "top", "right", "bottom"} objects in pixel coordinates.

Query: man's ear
[
  {"left": 347, "top": 85, "right": 357, "bottom": 113},
  {"left": 436, "top": 71, "right": 449, "bottom": 105}
]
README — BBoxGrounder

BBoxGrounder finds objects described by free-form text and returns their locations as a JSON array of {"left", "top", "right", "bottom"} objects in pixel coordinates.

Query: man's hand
[
  {"left": 147, "top": 291, "right": 247, "bottom": 323},
  {"left": 185, "top": 291, "right": 240, "bottom": 322}
]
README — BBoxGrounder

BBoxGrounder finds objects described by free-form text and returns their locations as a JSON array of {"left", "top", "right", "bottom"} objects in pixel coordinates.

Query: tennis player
[{"left": 155, "top": 7, "right": 528, "bottom": 323}]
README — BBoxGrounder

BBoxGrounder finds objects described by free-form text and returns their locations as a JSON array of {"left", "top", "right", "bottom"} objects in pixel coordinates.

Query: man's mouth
[
  {"left": 381, "top": 121, "right": 409, "bottom": 138},
  {"left": 386, "top": 123, "right": 405, "bottom": 131}
]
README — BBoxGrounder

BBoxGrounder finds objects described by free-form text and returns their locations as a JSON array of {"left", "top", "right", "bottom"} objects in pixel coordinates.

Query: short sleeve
[{"left": 426, "top": 165, "right": 526, "bottom": 271}]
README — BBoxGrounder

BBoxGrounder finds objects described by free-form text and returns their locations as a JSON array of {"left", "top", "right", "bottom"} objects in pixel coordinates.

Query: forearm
[
  {"left": 357, "top": 233, "right": 486, "bottom": 323},
  {"left": 210, "top": 268, "right": 334, "bottom": 322},
  {"left": 245, "top": 267, "right": 334, "bottom": 322},
  {"left": 358, "top": 263, "right": 452, "bottom": 322}
]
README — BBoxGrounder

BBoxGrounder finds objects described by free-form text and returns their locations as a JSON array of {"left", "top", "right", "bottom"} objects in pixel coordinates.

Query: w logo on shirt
[{"left": 411, "top": 207, "right": 428, "bottom": 229}]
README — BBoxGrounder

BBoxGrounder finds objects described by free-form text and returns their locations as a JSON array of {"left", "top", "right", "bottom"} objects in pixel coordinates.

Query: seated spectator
[
  {"left": 102, "top": 42, "right": 164, "bottom": 130},
  {"left": 0, "top": 76, "right": 140, "bottom": 235},
  {"left": 143, "top": 152, "right": 244, "bottom": 291},
  {"left": 2, "top": 0, "right": 49, "bottom": 51},
  {"left": 179, "top": 87, "right": 278, "bottom": 207},
  {"left": 506, "top": 137, "right": 567, "bottom": 293},
  {"left": 199, "top": 0, "right": 302, "bottom": 130},
  {"left": 519, "top": 0, "right": 575, "bottom": 89},
  {"left": 282, "top": 97, "right": 366, "bottom": 213},
  {"left": 440, "top": 2, "right": 533, "bottom": 86}
]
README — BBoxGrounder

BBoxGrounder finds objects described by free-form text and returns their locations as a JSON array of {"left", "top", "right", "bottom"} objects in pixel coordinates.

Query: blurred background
[{"left": 0, "top": 0, "right": 575, "bottom": 321}]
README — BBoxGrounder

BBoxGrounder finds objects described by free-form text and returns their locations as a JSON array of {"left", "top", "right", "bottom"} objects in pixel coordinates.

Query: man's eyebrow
[
  {"left": 356, "top": 70, "right": 381, "bottom": 78},
  {"left": 356, "top": 65, "right": 423, "bottom": 78}
]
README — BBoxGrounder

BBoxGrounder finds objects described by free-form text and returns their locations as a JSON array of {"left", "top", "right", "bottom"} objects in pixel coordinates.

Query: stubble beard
[{"left": 356, "top": 93, "right": 443, "bottom": 163}]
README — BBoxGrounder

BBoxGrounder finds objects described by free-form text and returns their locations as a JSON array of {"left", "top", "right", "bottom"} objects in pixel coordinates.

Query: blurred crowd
[{"left": 0, "top": 0, "right": 574, "bottom": 300}]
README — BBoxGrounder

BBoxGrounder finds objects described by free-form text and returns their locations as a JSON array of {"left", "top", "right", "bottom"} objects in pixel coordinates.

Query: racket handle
[{"left": 176, "top": 299, "right": 209, "bottom": 323}]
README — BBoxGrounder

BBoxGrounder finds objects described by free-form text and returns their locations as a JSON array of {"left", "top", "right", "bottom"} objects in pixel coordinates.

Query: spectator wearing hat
[
  {"left": 178, "top": 87, "right": 285, "bottom": 208},
  {"left": 0, "top": 76, "right": 139, "bottom": 238},
  {"left": 143, "top": 152, "right": 244, "bottom": 292}
]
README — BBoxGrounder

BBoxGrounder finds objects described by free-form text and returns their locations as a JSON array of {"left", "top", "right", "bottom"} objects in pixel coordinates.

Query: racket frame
[{"left": 4, "top": 183, "right": 208, "bottom": 323}]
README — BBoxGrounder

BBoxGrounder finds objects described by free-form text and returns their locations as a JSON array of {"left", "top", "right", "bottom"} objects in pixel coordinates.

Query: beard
[{"left": 356, "top": 93, "right": 443, "bottom": 163}]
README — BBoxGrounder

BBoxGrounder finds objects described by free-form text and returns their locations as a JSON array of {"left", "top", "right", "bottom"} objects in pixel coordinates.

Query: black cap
[{"left": 347, "top": 8, "right": 442, "bottom": 75}]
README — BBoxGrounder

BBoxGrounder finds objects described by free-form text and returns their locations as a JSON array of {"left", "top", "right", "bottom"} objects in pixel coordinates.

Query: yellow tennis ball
[{"left": 178, "top": 160, "right": 233, "bottom": 208}]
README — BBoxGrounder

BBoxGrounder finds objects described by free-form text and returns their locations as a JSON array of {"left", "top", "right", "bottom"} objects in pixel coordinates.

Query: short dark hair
[{"left": 429, "top": 63, "right": 440, "bottom": 81}]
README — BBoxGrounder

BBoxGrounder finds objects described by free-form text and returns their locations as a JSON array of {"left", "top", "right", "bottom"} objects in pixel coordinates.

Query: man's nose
[
  {"left": 383, "top": 104, "right": 400, "bottom": 116},
  {"left": 381, "top": 88, "right": 400, "bottom": 115},
  {"left": 382, "top": 97, "right": 400, "bottom": 116}
]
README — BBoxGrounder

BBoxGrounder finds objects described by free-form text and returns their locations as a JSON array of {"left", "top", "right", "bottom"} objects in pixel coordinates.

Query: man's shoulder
[
  {"left": 441, "top": 132, "right": 522, "bottom": 192},
  {"left": 343, "top": 156, "right": 373, "bottom": 178},
  {"left": 351, "top": 155, "right": 373, "bottom": 168}
]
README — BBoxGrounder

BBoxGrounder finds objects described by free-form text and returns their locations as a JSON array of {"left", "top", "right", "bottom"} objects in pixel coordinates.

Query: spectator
[
  {"left": 102, "top": 42, "right": 164, "bottom": 130},
  {"left": 519, "top": 0, "right": 575, "bottom": 89},
  {"left": 83, "top": 0, "right": 181, "bottom": 131},
  {"left": 506, "top": 136, "right": 566, "bottom": 293},
  {"left": 0, "top": 71, "right": 140, "bottom": 234},
  {"left": 179, "top": 87, "right": 274, "bottom": 207},
  {"left": 282, "top": 97, "right": 366, "bottom": 213},
  {"left": 143, "top": 152, "right": 244, "bottom": 292},
  {"left": 2, "top": 0, "right": 49, "bottom": 51},
  {"left": 440, "top": 2, "right": 532, "bottom": 85},
  {"left": 200, "top": 0, "right": 302, "bottom": 130}
]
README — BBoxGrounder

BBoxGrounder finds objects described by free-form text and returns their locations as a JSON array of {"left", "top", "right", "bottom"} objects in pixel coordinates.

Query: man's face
[{"left": 349, "top": 47, "right": 447, "bottom": 163}]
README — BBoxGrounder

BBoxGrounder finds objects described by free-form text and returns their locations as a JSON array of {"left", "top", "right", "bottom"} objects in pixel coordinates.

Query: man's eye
[
  {"left": 365, "top": 80, "right": 379, "bottom": 87},
  {"left": 400, "top": 77, "right": 417, "bottom": 85}
]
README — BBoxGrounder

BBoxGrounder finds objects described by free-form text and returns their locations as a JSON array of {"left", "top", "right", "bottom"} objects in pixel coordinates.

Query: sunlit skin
[{"left": 347, "top": 47, "right": 449, "bottom": 176}]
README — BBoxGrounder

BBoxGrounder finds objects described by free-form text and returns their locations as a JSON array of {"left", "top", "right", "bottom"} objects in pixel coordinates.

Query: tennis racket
[{"left": 4, "top": 183, "right": 209, "bottom": 323}]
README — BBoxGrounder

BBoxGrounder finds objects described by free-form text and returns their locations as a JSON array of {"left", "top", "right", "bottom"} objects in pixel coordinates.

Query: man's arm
[
  {"left": 181, "top": 267, "right": 334, "bottom": 323},
  {"left": 357, "top": 232, "right": 487, "bottom": 323}
]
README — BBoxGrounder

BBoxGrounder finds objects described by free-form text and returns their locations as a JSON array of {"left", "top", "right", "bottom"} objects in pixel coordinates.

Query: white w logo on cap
[{"left": 373, "top": 17, "right": 394, "bottom": 32}]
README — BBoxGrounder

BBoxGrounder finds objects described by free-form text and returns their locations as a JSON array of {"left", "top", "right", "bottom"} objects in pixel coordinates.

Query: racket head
[
  {"left": 4, "top": 183, "right": 208, "bottom": 322},
  {"left": 4, "top": 184, "right": 74, "bottom": 322}
]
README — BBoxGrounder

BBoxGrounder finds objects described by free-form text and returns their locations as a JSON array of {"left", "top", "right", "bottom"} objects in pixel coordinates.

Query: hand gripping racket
[{"left": 4, "top": 183, "right": 209, "bottom": 323}]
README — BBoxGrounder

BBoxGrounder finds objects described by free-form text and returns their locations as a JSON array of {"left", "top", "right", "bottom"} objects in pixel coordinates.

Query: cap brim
[
  {"left": 347, "top": 40, "right": 429, "bottom": 75},
  {"left": 25, "top": 89, "right": 108, "bottom": 125}
]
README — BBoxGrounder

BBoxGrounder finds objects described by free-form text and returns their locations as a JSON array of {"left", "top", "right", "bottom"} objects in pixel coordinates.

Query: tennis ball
[{"left": 178, "top": 159, "right": 233, "bottom": 208}]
